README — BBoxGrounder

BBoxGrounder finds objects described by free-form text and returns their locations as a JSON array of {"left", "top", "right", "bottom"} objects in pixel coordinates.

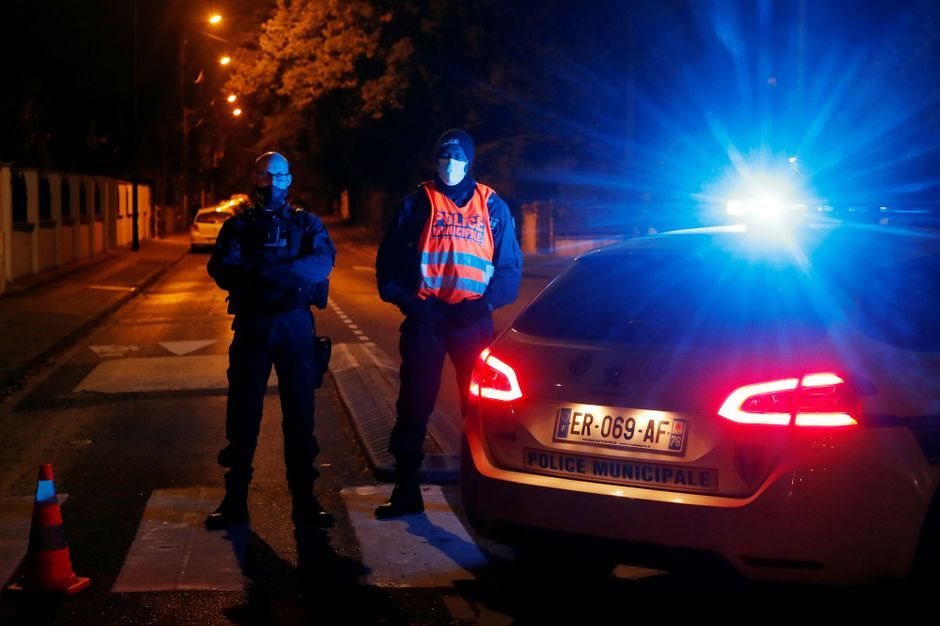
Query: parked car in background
[
  {"left": 190, "top": 202, "right": 237, "bottom": 251},
  {"left": 461, "top": 210, "right": 940, "bottom": 584}
]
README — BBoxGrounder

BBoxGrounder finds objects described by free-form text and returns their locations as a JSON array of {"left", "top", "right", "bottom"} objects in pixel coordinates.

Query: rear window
[
  {"left": 514, "top": 250, "right": 831, "bottom": 347},
  {"left": 195, "top": 211, "right": 233, "bottom": 224},
  {"left": 856, "top": 254, "right": 940, "bottom": 351}
]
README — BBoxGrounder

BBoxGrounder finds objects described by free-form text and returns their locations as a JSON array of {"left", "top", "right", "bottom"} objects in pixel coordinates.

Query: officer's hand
[
  {"left": 449, "top": 298, "right": 492, "bottom": 329},
  {"left": 256, "top": 264, "right": 291, "bottom": 287},
  {"left": 400, "top": 296, "right": 444, "bottom": 325}
]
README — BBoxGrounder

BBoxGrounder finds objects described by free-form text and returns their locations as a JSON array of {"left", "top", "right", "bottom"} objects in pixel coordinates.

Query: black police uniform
[
  {"left": 376, "top": 175, "right": 522, "bottom": 479},
  {"left": 208, "top": 201, "right": 335, "bottom": 517}
]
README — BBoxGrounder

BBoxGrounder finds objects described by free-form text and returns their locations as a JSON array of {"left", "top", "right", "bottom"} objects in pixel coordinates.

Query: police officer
[
  {"left": 375, "top": 129, "right": 522, "bottom": 518},
  {"left": 206, "top": 151, "right": 336, "bottom": 529}
]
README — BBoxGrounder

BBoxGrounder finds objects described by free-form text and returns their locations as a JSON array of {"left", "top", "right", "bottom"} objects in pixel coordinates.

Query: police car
[{"left": 461, "top": 206, "right": 940, "bottom": 583}]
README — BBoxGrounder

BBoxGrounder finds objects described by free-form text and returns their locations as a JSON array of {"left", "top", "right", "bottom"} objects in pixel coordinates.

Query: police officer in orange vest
[{"left": 375, "top": 129, "right": 522, "bottom": 518}]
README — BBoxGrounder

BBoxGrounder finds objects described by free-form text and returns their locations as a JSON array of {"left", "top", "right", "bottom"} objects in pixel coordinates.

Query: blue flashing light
[{"left": 721, "top": 166, "right": 811, "bottom": 222}]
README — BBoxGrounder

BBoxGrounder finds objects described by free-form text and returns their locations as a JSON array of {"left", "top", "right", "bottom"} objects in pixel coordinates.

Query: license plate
[{"left": 553, "top": 407, "right": 688, "bottom": 455}]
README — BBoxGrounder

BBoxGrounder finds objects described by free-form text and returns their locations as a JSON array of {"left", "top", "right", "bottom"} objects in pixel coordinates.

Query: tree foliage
[
  {"left": 226, "top": 0, "right": 414, "bottom": 129},
  {"left": 227, "top": 0, "right": 940, "bottom": 221},
  {"left": 225, "top": 0, "right": 635, "bottom": 210}
]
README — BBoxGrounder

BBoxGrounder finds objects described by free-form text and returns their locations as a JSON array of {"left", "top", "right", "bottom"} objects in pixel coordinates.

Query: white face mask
[{"left": 437, "top": 158, "right": 468, "bottom": 186}]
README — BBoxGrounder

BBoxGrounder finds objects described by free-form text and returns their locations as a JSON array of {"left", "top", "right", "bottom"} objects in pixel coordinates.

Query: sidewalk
[{"left": 0, "top": 235, "right": 191, "bottom": 397}]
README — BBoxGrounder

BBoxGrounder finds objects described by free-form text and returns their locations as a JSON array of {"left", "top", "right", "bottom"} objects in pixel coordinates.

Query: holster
[{"left": 314, "top": 335, "right": 332, "bottom": 389}]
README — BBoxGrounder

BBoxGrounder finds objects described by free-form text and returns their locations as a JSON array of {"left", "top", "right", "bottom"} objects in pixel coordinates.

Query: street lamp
[
  {"left": 226, "top": 94, "right": 237, "bottom": 103},
  {"left": 180, "top": 14, "right": 225, "bottom": 220},
  {"left": 232, "top": 108, "right": 243, "bottom": 117},
  {"left": 219, "top": 55, "right": 231, "bottom": 66}
]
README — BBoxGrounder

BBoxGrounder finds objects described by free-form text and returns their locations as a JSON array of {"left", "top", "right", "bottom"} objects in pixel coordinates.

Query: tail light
[
  {"left": 190, "top": 223, "right": 199, "bottom": 232},
  {"left": 469, "top": 348, "right": 523, "bottom": 402},
  {"left": 718, "top": 372, "right": 857, "bottom": 428}
]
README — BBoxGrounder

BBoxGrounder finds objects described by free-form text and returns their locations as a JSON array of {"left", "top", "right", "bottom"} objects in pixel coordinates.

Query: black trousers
[
  {"left": 390, "top": 313, "right": 495, "bottom": 477},
  {"left": 218, "top": 307, "right": 319, "bottom": 498}
]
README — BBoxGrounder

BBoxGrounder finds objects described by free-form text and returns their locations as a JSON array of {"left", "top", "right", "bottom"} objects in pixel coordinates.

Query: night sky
[
  {"left": 2, "top": 1, "right": 938, "bottom": 214},
  {"left": 2, "top": 1, "right": 177, "bottom": 172}
]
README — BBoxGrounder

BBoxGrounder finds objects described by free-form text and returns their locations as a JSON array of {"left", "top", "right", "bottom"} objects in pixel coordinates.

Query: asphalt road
[{"left": 0, "top": 227, "right": 930, "bottom": 624}]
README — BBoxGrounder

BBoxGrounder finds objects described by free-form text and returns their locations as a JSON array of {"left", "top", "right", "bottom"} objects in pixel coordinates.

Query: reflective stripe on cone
[{"left": 5, "top": 464, "right": 90, "bottom": 595}]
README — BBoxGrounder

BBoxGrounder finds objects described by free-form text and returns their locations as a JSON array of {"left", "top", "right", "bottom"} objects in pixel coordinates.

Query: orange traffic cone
[{"left": 6, "top": 464, "right": 90, "bottom": 594}]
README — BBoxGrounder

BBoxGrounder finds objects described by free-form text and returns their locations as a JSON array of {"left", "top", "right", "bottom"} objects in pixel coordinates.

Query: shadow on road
[{"left": 223, "top": 525, "right": 408, "bottom": 625}]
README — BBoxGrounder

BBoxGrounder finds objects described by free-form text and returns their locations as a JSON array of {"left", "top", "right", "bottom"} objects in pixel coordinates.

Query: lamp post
[
  {"left": 131, "top": 0, "right": 139, "bottom": 250},
  {"left": 179, "top": 14, "right": 226, "bottom": 222}
]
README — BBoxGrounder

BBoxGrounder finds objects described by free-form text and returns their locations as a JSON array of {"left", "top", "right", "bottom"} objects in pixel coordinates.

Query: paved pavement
[
  {"left": 0, "top": 220, "right": 576, "bottom": 484},
  {"left": 0, "top": 235, "right": 191, "bottom": 397}
]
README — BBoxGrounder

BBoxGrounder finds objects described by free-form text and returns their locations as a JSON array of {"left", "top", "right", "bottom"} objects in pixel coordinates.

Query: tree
[{"left": 225, "top": 0, "right": 414, "bottom": 144}]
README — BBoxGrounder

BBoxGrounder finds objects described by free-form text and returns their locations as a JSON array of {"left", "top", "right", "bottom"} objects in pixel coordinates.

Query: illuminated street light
[
  {"left": 233, "top": 108, "right": 243, "bottom": 117},
  {"left": 226, "top": 94, "right": 237, "bottom": 103},
  {"left": 180, "top": 12, "right": 229, "bottom": 219}
]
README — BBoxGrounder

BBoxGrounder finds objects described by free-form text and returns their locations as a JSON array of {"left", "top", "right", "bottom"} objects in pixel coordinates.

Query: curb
[{"left": 330, "top": 342, "right": 460, "bottom": 484}]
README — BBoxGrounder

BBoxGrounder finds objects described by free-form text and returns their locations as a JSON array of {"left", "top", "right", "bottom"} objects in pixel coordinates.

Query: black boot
[
  {"left": 291, "top": 493, "right": 335, "bottom": 529},
  {"left": 375, "top": 480, "right": 424, "bottom": 519},
  {"left": 205, "top": 493, "right": 249, "bottom": 530}
]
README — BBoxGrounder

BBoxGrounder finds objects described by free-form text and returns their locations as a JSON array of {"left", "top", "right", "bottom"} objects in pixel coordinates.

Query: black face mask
[{"left": 253, "top": 185, "right": 288, "bottom": 209}]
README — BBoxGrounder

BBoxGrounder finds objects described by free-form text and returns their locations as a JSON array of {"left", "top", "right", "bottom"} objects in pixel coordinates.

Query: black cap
[{"left": 435, "top": 129, "right": 474, "bottom": 166}]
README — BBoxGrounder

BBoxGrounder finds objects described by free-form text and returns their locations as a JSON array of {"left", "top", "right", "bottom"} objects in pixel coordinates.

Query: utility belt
[
  {"left": 227, "top": 288, "right": 306, "bottom": 316},
  {"left": 227, "top": 290, "right": 332, "bottom": 389},
  {"left": 227, "top": 279, "right": 329, "bottom": 316}
]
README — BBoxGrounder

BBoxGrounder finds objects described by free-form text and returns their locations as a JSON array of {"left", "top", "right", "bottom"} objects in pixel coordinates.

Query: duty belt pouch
[{"left": 314, "top": 335, "right": 332, "bottom": 389}]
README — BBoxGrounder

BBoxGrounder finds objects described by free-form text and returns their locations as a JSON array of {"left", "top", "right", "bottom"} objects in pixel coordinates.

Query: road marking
[
  {"left": 112, "top": 487, "right": 244, "bottom": 592},
  {"left": 75, "top": 355, "right": 231, "bottom": 392},
  {"left": 89, "top": 284, "right": 136, "bottom": 292},
  {"left": 0, "top": 495, "right": 68, "bottom": 588},
  {"left": 158, "top": 340, "right": 218, "bottom": 356},
  {"left": 90, "top": 344, "right": 139, "bottom": 358},
  {"left": 341, "top": 485, "right": 487, "bottom": 587},
  {"left": 329, "top": 299, "right": 376, "bottom": 342}
]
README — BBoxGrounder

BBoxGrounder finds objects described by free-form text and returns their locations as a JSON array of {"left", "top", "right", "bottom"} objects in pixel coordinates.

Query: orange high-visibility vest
[{"left": 417, "top": 181, "right": 495, "bottom": 304}]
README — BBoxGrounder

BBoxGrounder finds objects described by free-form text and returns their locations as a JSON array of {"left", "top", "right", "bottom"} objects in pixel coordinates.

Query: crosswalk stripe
[
  {"left": 74, "top": 355, "right": 238, "bottom": 393},
  {"left": 112, "top": 487, "right": 245, "bottom": 592},
  {"left": 158, "top": 340, "right": 218, "bottom": 356},
  {"left": 0, "top": 495, "right": 68, "bottom": 587},
  {"left": 90, "top": 344, "right": 140, "bottom": 358},
  {"left": 341, "top": 485, "right": 487, "bottom": 588}
]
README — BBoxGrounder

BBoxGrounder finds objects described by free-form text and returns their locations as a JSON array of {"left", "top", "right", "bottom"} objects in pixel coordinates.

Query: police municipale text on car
[{"left": 461, "top": 211, "right": 940, "bottom": 584}]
